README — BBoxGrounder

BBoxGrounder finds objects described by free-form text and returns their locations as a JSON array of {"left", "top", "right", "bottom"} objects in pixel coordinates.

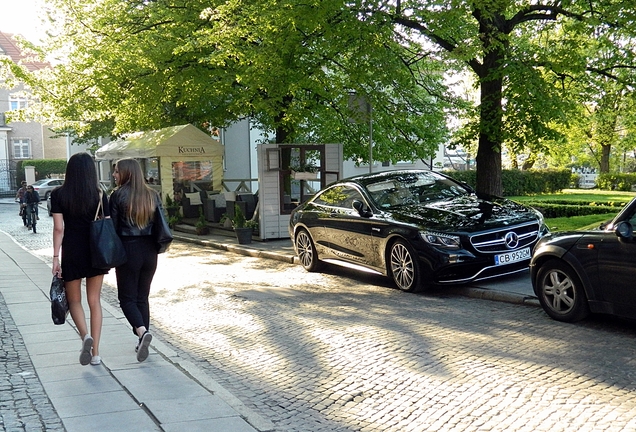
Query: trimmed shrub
[
  {"left": 16, "top": 159, "right": 67, "bottom": 184},
  {"left": 525, "top": 199, "right": 625, "bottom": 208},
  {"left": 596, "top": 173, "right": 636, "bottom": 191},
  {"left": 444, "top": 169, "right": 571, "bottom": 196},
  {"left": 444, "top": 170, "right": 475, "bottom": 189},
  {"left": 524, "top": 202, "right": 622, "bottom": 218}
]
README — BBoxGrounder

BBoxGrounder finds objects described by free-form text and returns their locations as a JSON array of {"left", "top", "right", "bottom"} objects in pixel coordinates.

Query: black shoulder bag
[{"left": 90, "top": 191, "right": 128, "bottom": 269}]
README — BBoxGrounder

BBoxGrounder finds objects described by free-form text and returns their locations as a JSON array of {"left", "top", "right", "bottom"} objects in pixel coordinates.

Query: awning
[{"left": 95, "top": 124, "right": 223, "bottom": 160}]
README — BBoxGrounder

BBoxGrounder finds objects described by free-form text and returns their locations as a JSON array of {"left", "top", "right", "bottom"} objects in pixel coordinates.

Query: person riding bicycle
[
  {"left": 24, "top": 185, "right": 40, "bottom": 232},
  {"left": 15, "top": 181, "right": 28, "bottom": 226}
]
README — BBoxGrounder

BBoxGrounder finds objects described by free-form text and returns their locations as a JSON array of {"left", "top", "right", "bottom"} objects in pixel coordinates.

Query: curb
[
  {"left": 448, "top": 286, "right": 540, "bottom": 307},
  {"left": 173, "top": 233, "right": 298, "bottom": 264}
]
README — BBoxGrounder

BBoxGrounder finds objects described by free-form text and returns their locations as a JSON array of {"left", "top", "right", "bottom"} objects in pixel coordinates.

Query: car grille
[{"left": 469, "top": 221, "right": 540, "bottom": 253}]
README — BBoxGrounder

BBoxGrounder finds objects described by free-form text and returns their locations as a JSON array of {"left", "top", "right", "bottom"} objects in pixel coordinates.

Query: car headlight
[{"left": 420, "top": 231, "right": 461, "bottom": 249}]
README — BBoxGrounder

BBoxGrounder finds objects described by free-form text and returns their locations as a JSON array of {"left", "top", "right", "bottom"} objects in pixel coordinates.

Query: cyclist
[
  {"left": 15, "top": 181, "right": 28, "bottom": 226},
  {"left": 24, "top": 185, "right": 40, "bottom": 233}
]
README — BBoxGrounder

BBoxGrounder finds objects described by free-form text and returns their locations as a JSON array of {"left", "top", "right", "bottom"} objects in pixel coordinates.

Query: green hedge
[
  {"left": 595, "top": 173, "right": 636, "bottom": 191},
  {"left": 445, "top": 169, "right": 572, "bottom": 196},
  {"left": 528, "top": 199, "right": 625, "bottom": 208},
  {"left": 523, "top": 202, "right": 622, "bottom": 218},
  {"left": 16, "top": 159, "right": 67, "bottom": 184}
]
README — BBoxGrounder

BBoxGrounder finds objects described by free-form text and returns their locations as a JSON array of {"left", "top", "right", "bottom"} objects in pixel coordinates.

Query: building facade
[{"left": 0, "top": 31, "right": 66, "bottom": 196}]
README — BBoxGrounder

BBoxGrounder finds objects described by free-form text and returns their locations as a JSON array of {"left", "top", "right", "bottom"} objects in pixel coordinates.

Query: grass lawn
[
  {"left": 544, "top": 213, "right": 614, "bottom": 232},
  {"left": 509, "top": 189, "right": 635, "bottom": 232}
]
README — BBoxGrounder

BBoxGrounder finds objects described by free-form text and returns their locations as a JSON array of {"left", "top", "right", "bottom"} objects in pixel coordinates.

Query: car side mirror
[
  {"left": 352, "top": 200, "right": 373, "bottom": 218},
  {"left": 461, "top": 182, "right": 475, "bottom": 194},
  {"left": 615, "top": 221, "right": 633, "bottom": 240}
]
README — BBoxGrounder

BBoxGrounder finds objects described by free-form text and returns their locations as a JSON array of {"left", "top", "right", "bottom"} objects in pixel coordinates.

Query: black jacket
[
  {"left": 25, "top": 190, "right": 40, "bottom": 205},
  {"left": 109, "top": 189, "right": 160, "bottom": 237}
]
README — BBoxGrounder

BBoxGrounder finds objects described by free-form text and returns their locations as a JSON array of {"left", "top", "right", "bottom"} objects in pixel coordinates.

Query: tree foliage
[
  {"left": 384, "top": 0, "right": 636, "bottom": 194},
  {"left": 16, "top": 0, "right": 453, "bottom": 165},
  {"left": 7, "top": 0, "right": 636, "bottom": 196}
]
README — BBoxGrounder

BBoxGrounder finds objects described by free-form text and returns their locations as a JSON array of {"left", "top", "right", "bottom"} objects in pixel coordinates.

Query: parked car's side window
[
  {"left": 627, "top": 213, "right": 636, "bottom": 233},
  {"left": 314, "top": 186, "right": 364, "bottom": 210}
]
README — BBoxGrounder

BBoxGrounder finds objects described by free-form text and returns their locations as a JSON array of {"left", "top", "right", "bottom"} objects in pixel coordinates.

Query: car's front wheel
[
  {"left": 295, "top": 229, "right": 322, "bottom": 272},
  {"left": 535, "top": 259, "right": 590, "bottom": 322},
  {"left": 388, "top": 240, "right": 421, "bottom": 292}
]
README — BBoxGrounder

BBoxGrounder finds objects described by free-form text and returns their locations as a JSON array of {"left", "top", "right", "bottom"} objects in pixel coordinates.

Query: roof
[
  {"left": 95, "top": 124, "right": 224, "bottom": 160},
  {"left": 0, "top": 31, "right": 48, "bottom": 71}
]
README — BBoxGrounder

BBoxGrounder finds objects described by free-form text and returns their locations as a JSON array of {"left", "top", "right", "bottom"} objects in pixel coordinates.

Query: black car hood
[{"left": 386, "top": 194, "right": 540, "bottom": 232}]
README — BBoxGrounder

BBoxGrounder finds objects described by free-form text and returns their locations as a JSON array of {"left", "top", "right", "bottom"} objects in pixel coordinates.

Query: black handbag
[
  {"left": 153, "top": 197, "right": 174, "bottom": 254},
  {"left": 90, "top": 192, "right": 128, "bottom": 269},
  {"left": 50, "top": 275, "right": 68, "bottom": 325}
]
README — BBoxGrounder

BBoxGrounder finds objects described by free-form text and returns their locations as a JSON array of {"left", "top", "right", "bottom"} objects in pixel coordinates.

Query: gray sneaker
[
  {"left": 136, "top": 332, "right": 152, "bottom": 362},
  {"left": 79, "top": 335, "right": 93, "bottom": 366}
]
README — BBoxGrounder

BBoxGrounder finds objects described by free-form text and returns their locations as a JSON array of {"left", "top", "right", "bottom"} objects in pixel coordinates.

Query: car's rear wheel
[
  {"left": 388, "top": 240, "right": 421, "bottom": 292},
  {"left": 535, "top": 259, "right": 590, "bottom": 322},
  {"left": 295, "top": 229, "right": 322, "bottom": 272},
  {"left": 44, "top": 191, "right": 51, "bottom": 200}
]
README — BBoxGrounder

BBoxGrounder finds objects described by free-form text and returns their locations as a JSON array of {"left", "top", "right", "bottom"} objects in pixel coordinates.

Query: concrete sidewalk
[{"left": 0, "top": 229, "right": 273, "bottom": 432}]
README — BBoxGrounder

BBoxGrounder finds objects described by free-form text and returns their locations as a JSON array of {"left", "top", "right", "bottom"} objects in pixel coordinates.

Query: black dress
[{"left": 51, "top": 189, "right": 110, "bottom": 282}]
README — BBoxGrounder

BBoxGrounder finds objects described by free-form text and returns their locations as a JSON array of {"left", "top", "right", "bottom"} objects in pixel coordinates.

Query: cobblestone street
[{"left": 3, "top": 202, "right": 636, "bottom": 431}]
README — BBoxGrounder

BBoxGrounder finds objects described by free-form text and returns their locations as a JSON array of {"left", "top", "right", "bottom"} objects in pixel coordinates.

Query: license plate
[{"left": 494, "top": 247, "right": 531, "bottom": 265}]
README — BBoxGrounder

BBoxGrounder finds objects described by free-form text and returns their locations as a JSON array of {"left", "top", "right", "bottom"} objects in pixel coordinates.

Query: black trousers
[{"left": 116, "top": 236, "right": 158, "bottom": 336}]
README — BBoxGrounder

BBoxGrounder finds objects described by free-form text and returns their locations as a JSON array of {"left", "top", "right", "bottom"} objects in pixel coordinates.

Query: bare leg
[
  {"left": 136, "top": 326, "right": 147, "bottom": 338},
  {"left": 65, "top": 279, "right": 87, "bottom": 339},
  {"left": 85, "top": 275, "right": 104, "bottom": 356}
]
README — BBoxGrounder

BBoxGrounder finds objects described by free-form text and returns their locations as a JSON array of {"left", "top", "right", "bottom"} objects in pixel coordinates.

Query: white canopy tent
[{"left": 95, "top": 124, "right": 224, "bottom": 200}]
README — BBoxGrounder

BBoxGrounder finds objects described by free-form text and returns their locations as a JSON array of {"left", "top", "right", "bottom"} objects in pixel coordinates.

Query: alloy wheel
[
  {"left": 296, "top": 230, "right": 321, "bottom": 272},
  {"left": 390, "top": 241, "right": 419, "bottom": 292}
]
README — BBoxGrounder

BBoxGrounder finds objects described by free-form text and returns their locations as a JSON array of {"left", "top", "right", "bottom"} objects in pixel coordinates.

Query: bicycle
[{"left": 26, "top": 203, "right": 38, "bottom": 233}]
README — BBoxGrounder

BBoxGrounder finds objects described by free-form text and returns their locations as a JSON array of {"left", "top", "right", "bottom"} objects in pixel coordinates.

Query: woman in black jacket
[{"left": 110, "top": 158, "right": 160, "bottom": 362}]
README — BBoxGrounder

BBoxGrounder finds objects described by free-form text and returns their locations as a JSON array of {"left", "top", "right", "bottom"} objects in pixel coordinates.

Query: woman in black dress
[{"left": 51, "top": 153, "right": 108, "bottom": 366}]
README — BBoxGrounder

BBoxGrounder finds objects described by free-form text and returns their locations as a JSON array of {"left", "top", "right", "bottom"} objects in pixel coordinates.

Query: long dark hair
[
  {"left": 56, "top": 152, "right": 101, "bottom": 217},
  {"left": 115, "top": 158, "right": 156, "bottom": 228}
]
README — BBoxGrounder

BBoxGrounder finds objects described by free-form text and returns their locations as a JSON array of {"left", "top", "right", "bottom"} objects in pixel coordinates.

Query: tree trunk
[
  {"left": 276, "top": 127, "right": 290, "bottom": 144},
  {"left": 475, "top": 46, "right": 504, "bottom": 197},
  {"left": 521, "top": 152, "right": 537, "bottom": 170},
  {"left": 600, "top": 144, "right": 611, "bottom": 173},
  {"left": 596, "top": 91, "right": 620, "bottom": 174}
]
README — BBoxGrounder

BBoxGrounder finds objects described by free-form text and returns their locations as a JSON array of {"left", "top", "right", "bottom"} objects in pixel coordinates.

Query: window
[
  {"left": 9, "top": 95, "right": 28, "bottom": 111},
  {"left": 279, "top": 144, "right": 326, "bottom": 214},
  {"left": 12, "top": 138, "right": 31, "bottom": 159},
  {"left": 314, "top": 186, "right": 364, "bottom": 210}
]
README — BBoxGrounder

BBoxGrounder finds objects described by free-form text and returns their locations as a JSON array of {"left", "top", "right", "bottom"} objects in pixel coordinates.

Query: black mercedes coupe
[{"left": 289, "top": 170, "right": 549, "bottom": 292}]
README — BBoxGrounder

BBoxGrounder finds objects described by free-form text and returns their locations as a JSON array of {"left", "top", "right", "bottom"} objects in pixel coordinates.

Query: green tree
[
  {"left": 14, "top": 0, "right": 452, "bottom": 165},
  {"left": 387, "top": 0, "right": 636, "bottom": 194},
  {"left": 539, "top": 64, "right": 636, "bottom": 174}
]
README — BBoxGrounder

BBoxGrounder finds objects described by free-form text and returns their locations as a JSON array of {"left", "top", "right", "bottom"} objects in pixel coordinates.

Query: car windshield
[
  {"left": 32, "top": 180, "right": 47, "bottom": 186},
  {"left": 365, "top": 172, "right": 469, "bottom": 209}
]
